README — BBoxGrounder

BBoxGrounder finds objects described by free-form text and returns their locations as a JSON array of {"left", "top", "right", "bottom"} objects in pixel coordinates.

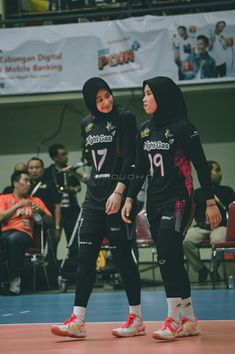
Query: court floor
[{"left": 0, "top": 289, "right": 235, "bottom": 353}]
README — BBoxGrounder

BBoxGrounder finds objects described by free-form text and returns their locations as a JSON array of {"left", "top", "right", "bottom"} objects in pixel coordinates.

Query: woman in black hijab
[
  {"left": 122, "top": 76, "right": 221, "bottom": 341},
  {"left": 51, "top": 77, "right": 145, "bottom": 339}
]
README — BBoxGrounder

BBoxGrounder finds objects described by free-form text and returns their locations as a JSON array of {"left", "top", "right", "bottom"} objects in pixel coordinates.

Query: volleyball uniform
[
  {"left": 73, "top": 78, "right": 141, "bottom": 308},
  {"left": 127, "top": 82, "right": 214, "bottom": 298},
  {"left": 128, "top": 118, "right": 214, "bottom": 221},
  {"left": 80, "top": 105, "right": 137, "bottom": 237}
]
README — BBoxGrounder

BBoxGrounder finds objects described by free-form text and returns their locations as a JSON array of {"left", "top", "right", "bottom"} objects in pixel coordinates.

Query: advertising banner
[{"left": 0, "top": 10, "right": 234, "bottom": 95}]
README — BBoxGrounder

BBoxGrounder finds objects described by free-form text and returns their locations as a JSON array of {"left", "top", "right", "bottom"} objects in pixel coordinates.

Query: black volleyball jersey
[
  {"left": 128, "top": 118, "right": 214, "bottom": 205},
  {"left": 81, "top": 105, "right": 137, "bottom": 207}
]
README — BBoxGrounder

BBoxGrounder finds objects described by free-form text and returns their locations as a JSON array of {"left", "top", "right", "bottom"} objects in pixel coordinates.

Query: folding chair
[
  {"left": 25, "top": 222, "right": 50, "bottom": 291},
  {"left": 212, "top": 201, "right": 235, "bottom": 289}
]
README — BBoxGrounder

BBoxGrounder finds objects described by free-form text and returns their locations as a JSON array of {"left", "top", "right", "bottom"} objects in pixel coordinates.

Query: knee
[
  {"left": 112, "top": 249, "right": 135, "bottom": 270},
  {"left": 76, "top": 245, "right": 97, "bottom": 276},
  {"left": 7, "top": 234, "right": 19, "bottom": 247},
  {"left": 183, "top": 229, "right": 198, "bottom": 247},
  {"left": 157, "top": 257, "right": 175, "bottom": 281},
  {"left": 210, "top": 227, "right": 227, "bottom": 245},
  {"left": 183, "top": 237, "right": 193, "bottom": 249}
]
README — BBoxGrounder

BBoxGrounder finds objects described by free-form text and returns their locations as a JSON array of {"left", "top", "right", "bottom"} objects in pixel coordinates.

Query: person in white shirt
[{"left": 209, "top": 21, "right": 228, "bottom": 77}]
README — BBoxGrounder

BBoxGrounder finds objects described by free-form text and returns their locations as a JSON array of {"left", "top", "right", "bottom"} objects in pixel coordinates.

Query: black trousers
[
  {"left": 0, "top": 230, "right": 32, "bottom": 281},
  {"left": 74, "top": 207, "right": 141, "bottom": 307},
  {"left": 147, "top": 198, "right": 194, "bottom": 299}
]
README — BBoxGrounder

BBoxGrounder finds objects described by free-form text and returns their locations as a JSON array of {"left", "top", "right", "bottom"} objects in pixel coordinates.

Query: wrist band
[
  {"left": 114, "top": 191, "right": 123, "bottom": 197},
  {"left": 207, "top": 204, "right": 216, "bottom": 207}
]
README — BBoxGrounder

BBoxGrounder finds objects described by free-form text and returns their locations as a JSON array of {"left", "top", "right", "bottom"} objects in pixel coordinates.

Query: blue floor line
[{"left": 0, "top": 289, "right": 235, "bottom": 325}]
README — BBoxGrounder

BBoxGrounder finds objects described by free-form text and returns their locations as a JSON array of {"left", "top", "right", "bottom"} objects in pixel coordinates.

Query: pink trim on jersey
[{"left": 174, "top": 149, "right": 193, "bottom": 197}]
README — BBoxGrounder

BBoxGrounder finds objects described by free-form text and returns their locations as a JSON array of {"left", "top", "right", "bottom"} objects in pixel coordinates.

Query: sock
[
  {"left": 129, "top": 305, "right": 142, "bottom": 318},
  {"left": 73, "top": 306, "right": 86, "bottom": 322},
  {"left": 167, "top": 298, "right": 181, "bottom": 322},
  {"left": 180, "top": 297, "right": 195, "bottom": 321}
]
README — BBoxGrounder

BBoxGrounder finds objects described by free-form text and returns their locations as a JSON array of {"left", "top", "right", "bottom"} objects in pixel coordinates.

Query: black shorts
[
  {"left": 79, "top": 206, "right": 135, "bottom": 243},
  {"left": 147, "top": 198, "right": 194, "bottom": 242}
]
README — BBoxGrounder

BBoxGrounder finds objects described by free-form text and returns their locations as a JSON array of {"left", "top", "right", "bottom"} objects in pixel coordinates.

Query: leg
[
  {"left": 210, "top": 226, "right": 227, "bottom": 245},
  {"left": 150, "top": 201, "right": 200, "bottom": 340},
  {"left": 111, "top": 239, "right": 141, "bottom": 306},
  {"left": 1, "top": 231, "right": 32, "bottom": 294},
  {"left": 183, "top": 226, "right": 210, "bottom": 281},
  {"left": 74, "top": 233, "right": 102, "bottom": 307},
  {"left": 51, "top": 207, "right": 104, "bottom": 339},
  {"left": 106, "top": 212, "right": 141, "bottom": 306},
  {"left": 105, "top": 212, "right": 145, "bottom": 337},
  {"left": 51, "top": 232, "right": 102, "bottom": 338},
  {"left": 3, "top": 231, "right": 32, "bottom": 281}
]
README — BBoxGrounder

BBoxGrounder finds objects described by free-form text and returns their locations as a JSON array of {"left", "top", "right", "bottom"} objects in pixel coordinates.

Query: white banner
[{"left": 0, "top": 10, "right": 235, "bottom": 95}]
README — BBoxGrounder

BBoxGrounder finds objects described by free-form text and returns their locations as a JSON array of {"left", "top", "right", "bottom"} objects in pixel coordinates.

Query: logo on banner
[{"left": 98, "top": 40, "right": 140, "bottom": 71}]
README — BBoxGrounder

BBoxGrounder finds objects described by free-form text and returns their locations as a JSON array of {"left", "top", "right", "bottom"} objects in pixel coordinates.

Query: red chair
[
  {"left": 136, "top": 210, "right": 153, "bottom": 247},
  {"left": 212, "top": 201, "right": 235, "bottom": 289}
]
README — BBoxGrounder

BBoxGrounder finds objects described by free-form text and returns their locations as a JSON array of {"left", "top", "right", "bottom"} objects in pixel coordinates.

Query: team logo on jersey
[
  {"left": 86, "top": 134, "right": 113, "bottom": 145},
  {"left": 141, "top": 128, "right": 150, "bottom": 138},
  {"left": 106, "top": 121, "right": 116, "bottom": 132},
  {"left": 144, "top": 140, "right": 170, "bottom": 151},
  {"left": 190, "top": 130, "right": 199, "bottom": 138},
  {"left": 85, "top": 123, "right": 94, "bottom": 133},
  {"left": 165, "top": 129, "right": 174, "bottom": 145}
]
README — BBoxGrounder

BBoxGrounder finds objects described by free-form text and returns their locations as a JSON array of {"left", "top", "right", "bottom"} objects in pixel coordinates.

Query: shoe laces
[
  {"left": 64, "top": 314, "right": 78, "bottom": 325},
  {"left": 122, "top": 314, "right": 136, "bottom": 328},
  {"left": 180, "top": 316, "right": 188, "bottom": 325},
  {"left": 162, "top": 317, "right": 177, "bottom": 330}
]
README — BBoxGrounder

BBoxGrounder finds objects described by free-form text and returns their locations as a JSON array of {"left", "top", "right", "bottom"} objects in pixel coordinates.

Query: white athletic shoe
[
  {"left": 9, "top": 277, "right": 21, "bottom": 294},
  {"left": 51, "top": 314, "right": 87, "bottom": 338},
  {"left": 112, "top": 314, "right": 146, "bottom": 337},
  {"left": 152, "top": 317, "right": 180, "bottom": 341},
  {"left": 176, "top": 316, "right": 201, "bottom": 337}
]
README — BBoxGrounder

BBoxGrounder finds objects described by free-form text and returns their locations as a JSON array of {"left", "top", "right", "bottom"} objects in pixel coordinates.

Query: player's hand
[
  {"left": 105, "top": 192, "right": 122, "bottom": 215},
  {"left": 121, "top": 198, "right": 133, "bottom": 224}
]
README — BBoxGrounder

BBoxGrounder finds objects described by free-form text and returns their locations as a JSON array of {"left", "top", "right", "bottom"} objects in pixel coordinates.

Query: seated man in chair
[
  {"left": 0, "top": 171, "right": 52, "bottom": 295},
  {"left": 183, "top": 161, "right": 235, "bottom": 282}
]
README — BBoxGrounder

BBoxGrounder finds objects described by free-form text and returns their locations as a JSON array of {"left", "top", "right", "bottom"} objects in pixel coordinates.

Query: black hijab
[
  {"left": 143, "top": 76, "right": 188, "bottom": 128},
  {"left": 82, "top": 77, "right": 115, "bottom": 119}
]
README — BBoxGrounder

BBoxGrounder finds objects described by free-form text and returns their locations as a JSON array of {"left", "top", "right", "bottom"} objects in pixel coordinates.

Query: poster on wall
[
  {"left": 0, "top": 10, "right": 234, "bottom": 95},
  {"left": 20, "top": 0, "right": 49, "bottom": 13}
]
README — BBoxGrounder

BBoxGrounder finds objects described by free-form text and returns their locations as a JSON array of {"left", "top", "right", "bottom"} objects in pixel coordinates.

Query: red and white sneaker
[
  {"left": 112, "top": 314, "right": 146, "bottom": 337},
  {"left": 51, "top": 314, "right": 86, "bottom": 338},
  {"left": 176, "top": 316, "right": 201, "bottom": 337},
  {"left": 152, "top": 317, "right": 180, "bottom": 341}
]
